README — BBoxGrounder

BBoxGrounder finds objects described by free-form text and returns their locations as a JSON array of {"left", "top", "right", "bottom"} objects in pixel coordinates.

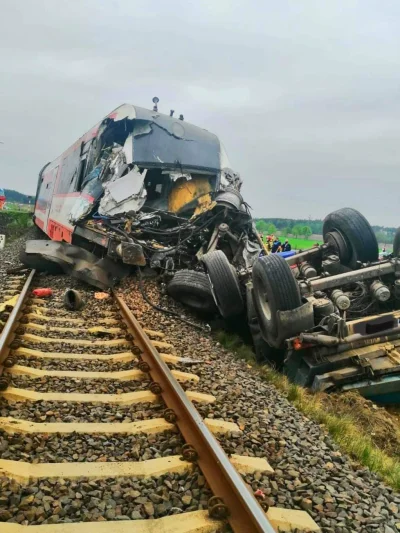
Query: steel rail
[
  {"left": 0, "top": 269, "right": 35, "bottom": 367},
  {"left": 114, "top": 292, "right": 275, "bottom": 533}
]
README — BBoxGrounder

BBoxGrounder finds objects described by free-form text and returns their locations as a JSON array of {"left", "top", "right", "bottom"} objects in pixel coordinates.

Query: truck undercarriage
[{"left": 247, "top": 208, "right": 400, "bottom": 404}]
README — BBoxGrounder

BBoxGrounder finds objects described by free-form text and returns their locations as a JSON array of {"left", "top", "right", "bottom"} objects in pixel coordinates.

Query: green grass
[
  {"left": 282, "top": 236, "right": 321, "bottom": 250},
  {"left": 265, "top": 234, "right": 392, "bottom": 254},
  {"left": 4, "top": 202, "right": 33, "bottom": 212},
  {"left": 215, "top": 330, "right": 400, "bottom": 491},
  {"left": 261, "top": 234, "right": 321, "bottom": 251},
  {"left": 0, "top": 210, "right": 33, "bottom": 240}
]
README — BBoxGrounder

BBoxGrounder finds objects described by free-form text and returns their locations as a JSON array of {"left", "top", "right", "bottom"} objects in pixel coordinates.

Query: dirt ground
[{"left": 320, "top": 391, "right": 400, "bottom": 458}]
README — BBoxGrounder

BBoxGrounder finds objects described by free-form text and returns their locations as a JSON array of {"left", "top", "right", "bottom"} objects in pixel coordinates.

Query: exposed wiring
[
  {"left": 102, "top": 221, "right": 133, "bottom": 242},
  {"left": 137, "top": 268, "right": 209, "bottom": 332}
]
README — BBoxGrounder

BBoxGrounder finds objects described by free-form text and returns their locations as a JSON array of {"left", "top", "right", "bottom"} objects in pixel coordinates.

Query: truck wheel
[
  {"left": 252, "top": 254, "right": 301, "bottom": 346},
  {"left": 393, "top": 228, "right": 400, "bottom": 257},
  {"left": 167, "top": 270, "right": 217, "bottom": 313},
  {"left": 246, "top": 284, "right": 285, "bottom": 365},
  {"left": 202, "top": 250, "right": 244, "bottom": 318},
  {"left": 323, "top": 208, "right": 378, "bottom": 268}
]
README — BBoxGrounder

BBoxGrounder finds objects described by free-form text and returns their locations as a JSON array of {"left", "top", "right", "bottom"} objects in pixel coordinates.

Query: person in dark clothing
[
  {"left": 271, "top": 238, "right": 281, "bottom": 253},
  {"left": 282, "top": 240, "right": 291, "bottom": 252}
]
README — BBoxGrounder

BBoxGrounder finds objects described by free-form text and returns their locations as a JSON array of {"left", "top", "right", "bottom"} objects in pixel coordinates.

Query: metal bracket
[{"left": 351, "top": 355, "right": 375, "bottom": 378}]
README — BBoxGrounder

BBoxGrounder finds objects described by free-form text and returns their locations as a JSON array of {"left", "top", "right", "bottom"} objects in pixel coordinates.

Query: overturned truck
[
  {"left": 27, "top": 103, "right": 262, "bottom": 288},
  {"left": 173, "top": 205, "right": 400, "bottom": 404},
  {"left": 249, "top": 209, "right": 400, "bottom": 405}
]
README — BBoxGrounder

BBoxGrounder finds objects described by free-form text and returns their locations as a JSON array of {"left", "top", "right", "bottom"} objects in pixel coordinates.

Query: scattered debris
[
  {"left": 31, "top": 288, "right": 52, "bottom": 298},
  {"left": 94, "top": 292, "right": 110, "bottom": 300},
  {"left": 63, "top": 289, "right": 84, "bottom": 310},
  {"left": 21, "top": 240, "right": 129, "bottom": 289}
]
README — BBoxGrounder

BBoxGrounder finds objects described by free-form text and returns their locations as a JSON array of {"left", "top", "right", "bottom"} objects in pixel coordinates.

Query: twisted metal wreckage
[
  {"left": 25, "top": 102, "right": 400, "bottom": 403},
  {"left": 27, "top": 103, "right": 262, "bottom": 288}
]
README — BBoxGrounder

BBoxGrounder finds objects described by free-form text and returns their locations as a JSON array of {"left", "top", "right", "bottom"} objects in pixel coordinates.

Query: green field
[
  {"left": 262, "top": 235, "right": 321, "bottom": 251},
  {"left": 280, "top": 236, "right": 321, "bottom": 250},
  {"left": 4, "top": 202, "right": 33, "bottom": 213}
]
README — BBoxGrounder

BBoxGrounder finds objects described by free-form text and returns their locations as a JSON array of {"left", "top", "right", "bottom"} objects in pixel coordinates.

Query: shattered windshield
[{"left": 131, "top": 118, "right": 221, "bottom": 171}]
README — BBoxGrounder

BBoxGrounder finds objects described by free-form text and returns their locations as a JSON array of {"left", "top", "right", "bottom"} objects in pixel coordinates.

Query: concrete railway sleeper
[{"left": 0, "top": 270, "right": 318, "bottom": 532}]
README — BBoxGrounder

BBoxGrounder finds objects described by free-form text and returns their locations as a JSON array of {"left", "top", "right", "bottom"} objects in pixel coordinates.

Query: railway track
[{"left": 0, "top": 269, "right": 319, "bottom": 532}]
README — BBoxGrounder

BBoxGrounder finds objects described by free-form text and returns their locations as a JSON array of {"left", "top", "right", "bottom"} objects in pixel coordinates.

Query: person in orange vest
[
  {"left": 266, "top": 234, "right": 273, "bottom": 252},
  {"left": 0, "top": 188, "right": 5, "bottom": 210}
]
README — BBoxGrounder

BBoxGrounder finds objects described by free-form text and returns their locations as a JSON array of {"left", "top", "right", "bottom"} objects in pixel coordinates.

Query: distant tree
[
  {"left": 292, "top": 225, "right": 301, "bottom": 238},
  {"left": 266, "top": 223, "right": 276, "bottom": 235},
  {"left": 280, "top": 226, "right": 290, "bottom": 237},
  {"left": 256, "top": 220, "right": 268, "bottom": 233},
  {"left": 4, "top": 189, "right": 31, "bottom": 204},
  {"left": 375, "top": 231, "right": 390, "bottom": 245},
  {"left": 302, "top": 225, "right": 312, "bottom": 239}
]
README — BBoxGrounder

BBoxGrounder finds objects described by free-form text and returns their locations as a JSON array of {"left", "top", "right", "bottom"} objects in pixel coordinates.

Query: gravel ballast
[
  {"left": 9, "top": 376, "right": 150, "bottom": 394},
  {"left": 0, "top": 430, "right": 183, "bottom": 463},
  {"left": 17, "top": 340, "right": 131, "bottom": 356},
  {"left": 0, "top": 400, "right": 166, "bottom": 423},
  {"left": 0, "top": 470, "right": 212, "bottom": 524},
  {"left": 120, "top": 279, "right": 400, "bottom": 533},
  {"left": 12, "top": 356, "right": 138, "bottom": 373}
]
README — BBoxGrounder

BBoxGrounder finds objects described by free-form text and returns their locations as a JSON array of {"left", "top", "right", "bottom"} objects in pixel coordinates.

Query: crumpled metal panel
[
  {"left": 22, "top": 240, "right": 130, "bottom": 289},
  {"left": 99, "top": 168, "right": 147, "bottom": 217}
]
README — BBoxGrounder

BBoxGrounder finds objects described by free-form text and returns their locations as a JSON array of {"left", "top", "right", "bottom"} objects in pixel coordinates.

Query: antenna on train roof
[{"left": 152, "top": 96, "right": 159, "bottom": 112}]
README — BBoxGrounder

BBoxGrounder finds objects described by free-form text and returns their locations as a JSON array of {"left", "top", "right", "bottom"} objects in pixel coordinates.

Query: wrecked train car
[{"left": 28, "top": 103, "right": 262, "bottom": 290}]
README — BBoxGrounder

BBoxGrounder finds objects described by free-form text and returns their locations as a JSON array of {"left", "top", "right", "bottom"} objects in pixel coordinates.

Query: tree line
[
  {"left": 255, "top": 219, "right": 313, "bottom": 239},
  {"left": 255, "top": 218, "right": 398, "bottom": 244},
  {"left": 4, "top": 189, "right": 32, "bottom": 204}
]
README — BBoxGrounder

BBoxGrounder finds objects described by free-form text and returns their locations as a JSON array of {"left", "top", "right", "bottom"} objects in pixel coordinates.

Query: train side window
[
  {"left": 76, "top": 158, "right": 87, "bottom": 191},
  {"left": 58, "top": 149, "right": 81, "bottom": 194}
]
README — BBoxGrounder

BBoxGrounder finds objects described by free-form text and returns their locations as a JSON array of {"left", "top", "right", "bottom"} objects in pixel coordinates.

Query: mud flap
[{"left": 275, "top": 301, "right": 314, "bottom": 347}]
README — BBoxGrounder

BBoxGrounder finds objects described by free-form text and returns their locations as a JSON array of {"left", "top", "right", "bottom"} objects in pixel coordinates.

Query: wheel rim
[
  {"left": 259, "top": 287, "right": 272, "bottom": 321},
  {"left": 325, "top": 230, "right": 351, "bottom": 264},
  {"left": 252, "top": 264, "right": 281, "bottom": 344},
  {"left": 253, "top": 271, "right": 273, "bottom": 329}
]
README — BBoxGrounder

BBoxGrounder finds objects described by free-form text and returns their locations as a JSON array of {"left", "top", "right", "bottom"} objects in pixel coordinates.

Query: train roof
[{"left": 48, "top": 104, "right": 229, "bottom": 173}]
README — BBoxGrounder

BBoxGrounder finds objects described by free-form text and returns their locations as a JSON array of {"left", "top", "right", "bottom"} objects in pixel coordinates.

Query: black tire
[
  {"left": 246, "top": 284, "right": 284, "bottom": 365},
  {"left": 167, "top": 270, "right": 217, "bottom": 313},
  {"left": 393, "top": 228, "right": 400, "bottom": 257},
  {"left": 19, "top": 250, "right": 64, "bottom": 275},
  {"left": 252, "top": 254, "right": 301, "bottom": 345},
  {"left": 201, "top": 250, "right": 244, "bottom": 318},
  {"left": 323, "top": 208, "right": 378, "bottom": 268}
]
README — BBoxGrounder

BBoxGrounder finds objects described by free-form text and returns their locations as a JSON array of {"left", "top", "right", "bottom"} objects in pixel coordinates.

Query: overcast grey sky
[{"left": 1, "top": 1, "right": 400, "bottom": 226}]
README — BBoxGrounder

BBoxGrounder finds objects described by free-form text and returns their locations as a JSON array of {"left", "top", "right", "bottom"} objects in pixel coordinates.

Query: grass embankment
[
  {"left": 0, "top": 211, "right": 33, "bottom": 240},
  {"left": 216, "top": 330, "right": 400, "bottom": 491}
]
